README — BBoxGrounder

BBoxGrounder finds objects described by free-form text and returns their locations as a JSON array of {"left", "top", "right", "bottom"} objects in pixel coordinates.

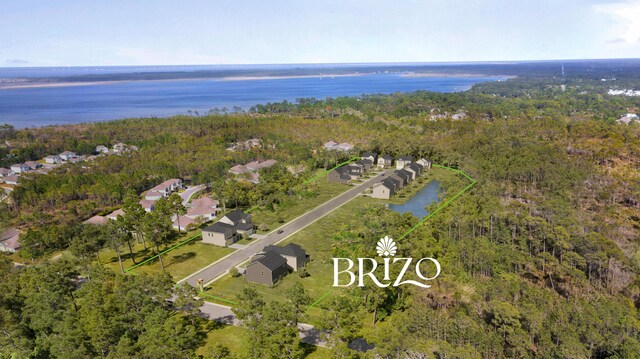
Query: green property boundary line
[
  {"left": 199, "top": 292, "right": 239, "bottom": 306},
  {"left": 309, "top": 163, "right": 477, "bottom": 308},
  {"left": 124, "top": 234, "right": 201, "bottom": 273},
  {"left": 304, "top": 157, "right": 360, "bottom": 185}
]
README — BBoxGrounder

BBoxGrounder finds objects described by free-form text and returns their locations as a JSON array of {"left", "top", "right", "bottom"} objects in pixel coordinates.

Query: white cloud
[{"left": 595, "top": 1, "right": 640, "bottom": 44}]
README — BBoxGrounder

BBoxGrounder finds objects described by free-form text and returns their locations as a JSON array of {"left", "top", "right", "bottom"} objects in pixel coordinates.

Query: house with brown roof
[
  {"left": 186, "top": 197, "right": 219, "bottom": 221},
  {"left": 145, "top": 179, "right": 183, "bottom": 200},
  {"left": 83, "top": 215, "right": 109, "bottom": 225},
  {"left": 2, "top": 175, "right": 19, "bottom": 185},
  {"left": 0, "top": 168, "right": 13, "bottom": 177},
  {"left": 107, "top": 208, "right": 126, "bottom": 220},
  {"left": 0, "top": 228, "right": 20, "bottom": 253}
]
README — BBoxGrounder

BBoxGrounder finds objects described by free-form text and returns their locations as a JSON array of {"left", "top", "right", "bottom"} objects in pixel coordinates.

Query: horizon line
[{"left": 2, "top": 57, "right": 640, "bottom": 69}]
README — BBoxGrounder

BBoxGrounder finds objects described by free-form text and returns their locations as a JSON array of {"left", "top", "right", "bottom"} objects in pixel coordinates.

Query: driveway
[
  {"left": 199, "top": 301, "right": 328, "bottom": 347},
  {"left": 179, "top": 172, "right": 386, "bottom": 287},
  {"left": 179, "top": 184, "right": 206, "bottom": 205}
]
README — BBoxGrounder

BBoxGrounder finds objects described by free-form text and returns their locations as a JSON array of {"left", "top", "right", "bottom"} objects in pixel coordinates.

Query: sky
[{"left": 0, "top": 0, "right": 639, "bottom": 67}]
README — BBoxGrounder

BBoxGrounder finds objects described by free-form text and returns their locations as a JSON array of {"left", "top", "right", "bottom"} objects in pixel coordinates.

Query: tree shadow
[{"left": 167, "top": 252, "right": 196, "bottom": 268}]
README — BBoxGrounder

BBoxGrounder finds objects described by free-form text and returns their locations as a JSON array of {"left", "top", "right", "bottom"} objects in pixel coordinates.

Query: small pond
[{"left": 388, "top": 180, "right": 441, "bottom": 218}]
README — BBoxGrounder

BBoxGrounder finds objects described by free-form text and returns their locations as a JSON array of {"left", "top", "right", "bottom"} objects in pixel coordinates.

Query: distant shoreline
[{"left": 0, "top": 72, "right": 507, "bottom": 90}]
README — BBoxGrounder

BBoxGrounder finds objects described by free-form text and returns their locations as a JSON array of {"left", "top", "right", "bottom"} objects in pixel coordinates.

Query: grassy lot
[
  {"left": 197, "top": 322, "right": 330, "bottom": 358},
  {"left": 204, "top": 196, "right": 378, "bottom": 322},
  {"left": 100, "top": 227, "right": 235, "bottom": 280},
  {"left": 250, "top": 170, "right": 352, "bottom": 233}
]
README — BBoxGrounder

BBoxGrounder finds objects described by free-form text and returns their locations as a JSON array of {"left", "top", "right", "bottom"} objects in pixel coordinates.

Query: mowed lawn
[
  {"left": 100, "top": 228, "right": 235, "bottom": 281},
  {"left": 197, "top": 323, "right": 331, "bottom": 358}
]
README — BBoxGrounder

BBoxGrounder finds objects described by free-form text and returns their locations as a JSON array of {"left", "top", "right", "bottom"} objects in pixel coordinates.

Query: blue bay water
[
  {"left": 0, "top": 70, "right": 501, "bottom": 128},
  {"left": 388, "top": 181, "right": 441, "bottom": 218}
]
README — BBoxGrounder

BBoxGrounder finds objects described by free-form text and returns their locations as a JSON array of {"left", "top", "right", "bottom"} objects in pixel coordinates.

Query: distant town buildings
[
  {"left": 618, "top": 113, "right": 638, "bottom": 125},
  {"left": 323, "top": 141, "right": 354, "bottom": 151},
  {"left": 608, "top": 89, "right": 640, "bottom": 97},
  {"left": 226, "top": 138, "right": 263, "bottom": 151},
  {"left": 229, "top": 159, "right": 277, "bottom": 184}
]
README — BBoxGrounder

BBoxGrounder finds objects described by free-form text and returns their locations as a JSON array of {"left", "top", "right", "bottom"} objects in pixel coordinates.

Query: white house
[
  {"left": 377, "top": 155, "right": 393, "bottom": 168},
  {"left": 59, "top": 151, "right": 76, "bottom": 161},
  {"left": 396, "top": 156, "right": 414, "bottom": 169},
  {"left": 10, "top": 163, "right": 30, "bottom": 173},
  {"left": 45, "top": 155, "right": 62, "bottom": 164},
  {"left": 0, "top": 228, "right": 20, "bottom": 253},
  {"left": 416, "top": 158, "right": 432, "bottom": 169}
]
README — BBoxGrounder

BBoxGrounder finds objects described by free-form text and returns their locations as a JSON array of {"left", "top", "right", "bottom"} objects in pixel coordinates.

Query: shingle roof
[
  {"left": 397, "top": 155, "right": 414, "bottom": 161},
  {"left": 407, "top": 163, "right": 422, "bottom": 171},
  {"left": 224, "top": 210, "right": 250, "bottom": 223},
  {"left": 203, "top": 221, "right": 236, "bottom": 235},
  {"left": 362, "top": 152, "right": 377, "bottom": 158},
  {"left": 263, "top": 243, "right": 306, "bottom": 259},
  {"left": 252, "top": 251, "right": 287, "bottom": 271},
  {"left": 394, "top": 169, "right": 410, "bottom": 180}
]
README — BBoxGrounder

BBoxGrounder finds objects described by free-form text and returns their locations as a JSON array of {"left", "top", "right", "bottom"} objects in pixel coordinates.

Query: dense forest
[{"left": 1, "top": 71, "right": 639, "bottom": 358}]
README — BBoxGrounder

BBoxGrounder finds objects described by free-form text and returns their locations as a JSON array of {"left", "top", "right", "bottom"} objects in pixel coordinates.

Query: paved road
[
  {"left": 199, "top": 301, "right": 328, "bottom": 347},
  {"left": 180, "top": 172, "right": 386, "bottom": 286},
  {"left": 179, "top": 185, "right": 206, "bottom": 205}
]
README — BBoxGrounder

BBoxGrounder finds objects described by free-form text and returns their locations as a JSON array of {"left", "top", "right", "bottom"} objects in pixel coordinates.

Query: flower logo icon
[{"left": 376, "top": 236, "right": 397, "bottom": 257}]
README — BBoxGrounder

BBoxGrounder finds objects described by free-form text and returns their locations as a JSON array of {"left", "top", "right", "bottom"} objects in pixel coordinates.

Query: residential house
[
  {"left": 113, "top": 143, "right": 127, "bottom": 153},
  {"left": 139, "top": 199, "right": 155, "bottom": 212},
  {"left": 361, "top": 152, "right": 378, "bottom": 163},
  {"left": 245, "top": 251, "right": 289, "bottom": 286},
  {"left": 145, "top": 179, "right": 183, "bottom": 200},
  {"left": 10, "top": 163, "right": 30, "bottom": 173},
  {"left": 371, "top": 178, "right": 397, "bottom": 199},
  {"left": 24, "top": 161, "right": 41, "bottom": 170},
  {"left": 416, "top": 158, "right": 432, "bottom": 169},
  {"left": 3, "top": 175, "right": 19, "bottom": 185},
  {"left": 0, "top": 168, "right": 12, "bottom": 177},
  {"left": 107, "top": 209, "right": 126, "bottom": 220},
  {"left": 404, "top": 163, "right": 423, "bottom": 180},
  {"left": 262, "top": 244, "right": 308, "bottom": 271},
  {"left": 388, "top": 171, "right": 408, "bottom": 188},
  {"left": 337, "top": 142, "right": 355, "bottom": 151},
  {"left": 219, "top": 210, "right": 254, "bottom": 235},
  {"left": 83, "top": 215, "right": 109, "bottom": 225},
  {"left": 356, "top": 159, "right": 373, "bottom": 171},
  {"left": 396, "top": 155, "right": 414, "bottom": 169},
  {"left": 377, "top": 155, "right": 393, "bottom": 168},
  {"left": 245, "top": 159, "right": 277, "bottom": 171},
  {"left": 395, "top": 169, "right": 412, "bottom": 185},
  {"left": 346, "top": 163, "right": 365, "bottom": 178},
  {"left": 186, "top": 197, "right": 219, "bottom": 221},
  {"left": 96, "top": 145, "right": 109, "bottom": 153},
  {"left": 59, "top": 151, "right": 76, "bottom": 161},
  {"left": 0, "top": 228, "right": 20, "bottom": 253},
  {"left": 324, "top": 141, "right": 354, "bottom": 152},
  {"left": 172, "top": 216, "right": 198, "bottom": 232},
  {"left": 328, "top": 167, "right": 351, "bottom": 184},
  {"left": 229, "top": 160, "right": 277, "bottom": 183},
  {"left": 144, "top": 190, "right": 165, "bottom": 201},
  {"left": 45, "top": 155, "right": 62, "bottom": 164},
  {"left": 618, "top": 113, "right": 638, "bottom": 125},
  {"left": 323, "top": 141, "right": 339, "bottom": 150},
  {"left": 201, "top": 222, "right": 238, "bottom": 247},
  {"left": 229, "top": 164, "right": 248, "bottom": 175}
]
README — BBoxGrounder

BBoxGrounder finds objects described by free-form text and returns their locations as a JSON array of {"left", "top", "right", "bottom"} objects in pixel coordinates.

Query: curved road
[{"left": 180, "top": 171, "right": 386, "bottom": 287}]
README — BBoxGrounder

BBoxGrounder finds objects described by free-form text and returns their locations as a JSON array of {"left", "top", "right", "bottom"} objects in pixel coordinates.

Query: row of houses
[
  {"left": 85, "top": 178, "right": 219, "bottom": 231},
  {"left": 201, "top": 210, "right": 254, "bottom": 246},
  {"left": 361, "top": 152, "right": 432, "bottom": 170},
  {"left": 1, "top": 143, "right": 138, "bottom": 188},
  {"left": 327, "top": 158, "right": 375, "bottom": 183},
  {"left": 371, "top": 161, "right": 429, "bottom": 199}
]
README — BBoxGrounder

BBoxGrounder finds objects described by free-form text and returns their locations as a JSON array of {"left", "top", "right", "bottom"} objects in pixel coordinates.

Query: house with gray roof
[
  {"left": 404, "top": 163, "right": 423, "bottom": 180},
  {"left": 328, "top": 167, "right": 352, "bottom": 184},
  {"left": 262, "top": 244, "right": 308, "bottom": 271},
  {"left": 202, "top": 222, "right": 239, "bottom": 247},
  {"left": 356, "top": 159, "right": 373, "bottom": 171},
  {"left": 393, "top": 169, "right": 411, "bottom": 186},
  {"left": 245, "top": 251, "right": 289, "bottom": 286},
  {"left": 361, "top": 152, "right": 378, "bottom": 163},
  {"left": 45, "top": 155, "right": 62, "bottom": 164},
  {"left": 219, "top": 210, "right": 254, "bottom": 235},
  {"left": 10, "top": 163, "right": 30, "bottom": 173},
  {"left": 377, "top": 155, "right": 393, "bottom": 168},
  {"left": 396, "top": 155, "right": 414, "bottom": 169},
  {"left": 371, "top": 178, "right": 398, "bottom": 199},
  {"left": 416, "top": 158, "right": 432, "bottom": 169}
]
